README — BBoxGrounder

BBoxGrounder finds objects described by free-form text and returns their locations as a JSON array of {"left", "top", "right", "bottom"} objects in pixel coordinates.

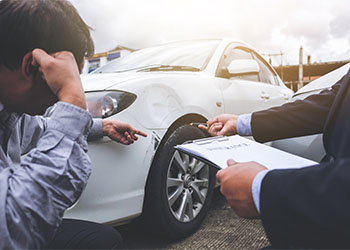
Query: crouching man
[{"left": 0, "top": 0, "right": 146, "bottom": 249}]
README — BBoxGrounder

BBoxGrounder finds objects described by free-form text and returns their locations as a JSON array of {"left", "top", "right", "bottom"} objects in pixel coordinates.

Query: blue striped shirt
[{"left": 0, "top": 102, "right": 98, "bottom": 249}]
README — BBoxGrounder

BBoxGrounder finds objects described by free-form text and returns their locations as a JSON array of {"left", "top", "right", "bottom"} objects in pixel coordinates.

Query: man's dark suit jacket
[{"left": 251, "top": 70, "right": 350, "bottom": 248}]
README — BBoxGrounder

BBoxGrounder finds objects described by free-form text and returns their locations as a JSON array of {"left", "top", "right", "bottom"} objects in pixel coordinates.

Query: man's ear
[{"left": 21, "top": 51, "right": 37, "bottom": 81}]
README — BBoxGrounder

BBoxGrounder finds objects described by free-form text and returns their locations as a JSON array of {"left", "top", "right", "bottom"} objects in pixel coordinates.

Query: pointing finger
[{"left": 135, "top": 130, "right": 147, "bottom": 137}]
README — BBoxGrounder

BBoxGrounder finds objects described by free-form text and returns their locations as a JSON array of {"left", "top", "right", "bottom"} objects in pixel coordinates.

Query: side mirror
[{"left": 227, "top": 59, "right": 260, "bottom": 75}]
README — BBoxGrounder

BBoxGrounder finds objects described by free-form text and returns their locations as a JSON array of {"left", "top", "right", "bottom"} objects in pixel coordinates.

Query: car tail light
[{"left": 86, "top": 91, "right": 137, "bottom": 118}]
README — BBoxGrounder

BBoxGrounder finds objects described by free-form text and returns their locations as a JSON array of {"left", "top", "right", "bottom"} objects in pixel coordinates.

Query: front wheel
[{"left": 142, "top": 125, "right": 216, "bottom": 239}]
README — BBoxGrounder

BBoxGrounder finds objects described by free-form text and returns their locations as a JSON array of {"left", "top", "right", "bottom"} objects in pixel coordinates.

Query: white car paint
[{"left": 64, "top": 39, "right": 293, "bottom": 225}]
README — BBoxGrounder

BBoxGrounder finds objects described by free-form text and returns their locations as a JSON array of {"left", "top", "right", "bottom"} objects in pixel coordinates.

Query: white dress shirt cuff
[
  {"left": 251, "top": 169, "right": 270, "bottom": 214},
  {"left": 236, "top": 113, "right": 253, "bottom": 136}
]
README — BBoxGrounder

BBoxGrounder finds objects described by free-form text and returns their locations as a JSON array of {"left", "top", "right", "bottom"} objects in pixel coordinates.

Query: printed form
[{"left": 175, "top": 135, "right": 317, "bottom": 170}]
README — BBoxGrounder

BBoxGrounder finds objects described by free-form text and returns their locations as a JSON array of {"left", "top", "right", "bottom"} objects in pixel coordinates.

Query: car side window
[
  {"left": 217, "top": 45, "right": 258, "bottom": 81},
  {"left": 253, "top": 53, "right": 279, "bottom": 86}
]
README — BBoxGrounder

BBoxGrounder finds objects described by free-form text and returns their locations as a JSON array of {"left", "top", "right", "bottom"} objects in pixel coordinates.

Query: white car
[
  {"left": 271, "top": 63, "right": 350, "bottom": 161},
  {"left": 64, "top": 39, "right": 293, "bottom": 239}
]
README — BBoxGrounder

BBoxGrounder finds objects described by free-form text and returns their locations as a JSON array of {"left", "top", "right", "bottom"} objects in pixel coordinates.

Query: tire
[{"left": 142, "top": 125, "right": 216, "bottom": 239}]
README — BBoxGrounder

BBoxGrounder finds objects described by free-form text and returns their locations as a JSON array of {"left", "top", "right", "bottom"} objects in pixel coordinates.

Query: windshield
[{"left": 94, "top": 40, "right": 220, "bottom": 73}]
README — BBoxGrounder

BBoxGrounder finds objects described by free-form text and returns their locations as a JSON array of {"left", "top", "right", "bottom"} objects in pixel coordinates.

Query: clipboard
[
  {"left": 175, "top": 148, "right": 222, "bottom": 170},
  {"left": 190, "top": 136, "right": 229, "bottom": 145},
  {"left": 175, "top": 136, "right": 229, "bottom": 169},
  {"left": 175, "top": 135, "right": 317, "bottom": 170}
]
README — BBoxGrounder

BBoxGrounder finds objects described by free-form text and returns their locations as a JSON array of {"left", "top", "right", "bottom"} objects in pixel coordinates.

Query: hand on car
[
  {"left": 216, "top": 159, "right": 267, "bottom": 219},
  {"left": 102, "top": 120, "right": 147, "bottom": 145},
  {"left": 31, "top": 49, "right": 86, "bottom": 109},
  {"left": 199, "top": 114, "right": 238, "bottom": 136}
]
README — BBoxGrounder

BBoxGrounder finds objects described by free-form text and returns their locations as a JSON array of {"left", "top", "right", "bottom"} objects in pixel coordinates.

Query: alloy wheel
[{"left": 167, "top": 150, "right": 209, "bottom": 222}]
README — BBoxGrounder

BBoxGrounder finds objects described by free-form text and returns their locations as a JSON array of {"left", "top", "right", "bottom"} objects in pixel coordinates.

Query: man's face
[{"left": 0, "top": 60, "right": 83, "bottom": 115}]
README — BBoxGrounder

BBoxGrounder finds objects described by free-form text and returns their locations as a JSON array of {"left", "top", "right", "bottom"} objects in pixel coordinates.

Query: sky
[{"left": 70, "top": 0, "right": 350, "bottom": 66}]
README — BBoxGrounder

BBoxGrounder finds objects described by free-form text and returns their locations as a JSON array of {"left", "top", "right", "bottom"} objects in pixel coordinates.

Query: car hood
[
  {"left": 294, "top": 63, "right": 350, "bottom": 97},
  {"left": 81, "top": 71, "right": 200, "bottom": 92},
  {"left": 82, "top": 72, "right": 144, "bottom": 91}
]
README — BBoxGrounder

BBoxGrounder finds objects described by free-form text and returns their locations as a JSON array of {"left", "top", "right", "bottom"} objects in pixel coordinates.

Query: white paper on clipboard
[{"left": 175, "top": 135, "right": 317, "bottom": 170}]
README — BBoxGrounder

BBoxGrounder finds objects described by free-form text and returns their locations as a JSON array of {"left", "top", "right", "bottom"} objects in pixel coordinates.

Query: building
[
  {"left": 82, "top": 45, "right": 134, "bottom": 74},
  {"left": 274, "top": 60, "right": 350, "bottom": 91}
]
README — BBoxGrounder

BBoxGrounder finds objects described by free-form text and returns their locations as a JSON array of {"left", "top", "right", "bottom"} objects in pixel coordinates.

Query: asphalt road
[{"left": 117, "top": 188, "right": 270, "bottom": 249}]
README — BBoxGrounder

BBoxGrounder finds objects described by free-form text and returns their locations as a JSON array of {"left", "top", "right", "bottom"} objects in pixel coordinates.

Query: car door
[
  {"left": 216, "top": 44, "right": 289, "bottom": 115},
  {"left": 252, "top": 52, "right": 291, "bottom": 107}
]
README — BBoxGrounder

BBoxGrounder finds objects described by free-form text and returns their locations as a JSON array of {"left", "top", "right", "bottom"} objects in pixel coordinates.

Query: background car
[
  {"left": 271, "top": 63, "right": 350, "bottom": 162},
  {"left": 64, "top": 39, "right": 293, "bottom": 239}
]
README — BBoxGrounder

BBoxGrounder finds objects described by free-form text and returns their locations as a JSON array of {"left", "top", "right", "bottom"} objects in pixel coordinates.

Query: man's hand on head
[
  {"left": 216, "top": 159, "right": 267, "bottom": 219},
  {"left": 31, "top": 49, "right": 86, "bottom": 109},
  {"left": 199, "top": 114, "right": 238, "bottom": 136},
  {"left": 102, "top": 120, "right": 147, "bottom": 145}
]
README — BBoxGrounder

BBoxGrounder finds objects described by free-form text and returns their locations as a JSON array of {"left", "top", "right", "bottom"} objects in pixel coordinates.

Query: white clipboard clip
[{"left": 192, "top": 136, "right": 229, "bottom": 145}]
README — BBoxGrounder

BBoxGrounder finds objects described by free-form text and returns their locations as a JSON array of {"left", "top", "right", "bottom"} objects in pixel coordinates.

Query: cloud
[{"left": 70, "top": 0, "right": 350, "bottom": 65}]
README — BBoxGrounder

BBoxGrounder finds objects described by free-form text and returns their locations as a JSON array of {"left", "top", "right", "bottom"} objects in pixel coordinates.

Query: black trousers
[{"left": 46, "top": 219, "right": 123, "bottom": 249}]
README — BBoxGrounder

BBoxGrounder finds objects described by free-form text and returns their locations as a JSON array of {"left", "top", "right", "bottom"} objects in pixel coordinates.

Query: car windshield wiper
[{"left": 137, "top": 65, "right": 200, "bottom": 72}]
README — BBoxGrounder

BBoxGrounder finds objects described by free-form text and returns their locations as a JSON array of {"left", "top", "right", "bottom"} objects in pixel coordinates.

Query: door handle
[
  {"left": 260, "top": 91, "right": 270, "bottom": 100},
  {"left": 282, "top": 94, "right": 290, "bottom": 100}
]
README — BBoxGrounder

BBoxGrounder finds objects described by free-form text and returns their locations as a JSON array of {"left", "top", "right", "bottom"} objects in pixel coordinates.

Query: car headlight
[{"left": 86, "top": 91, "right": 137, "bottom": 118}]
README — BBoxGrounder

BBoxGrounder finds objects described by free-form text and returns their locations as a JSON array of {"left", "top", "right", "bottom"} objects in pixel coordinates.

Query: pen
[{"left": 189, "top": 122, "right": 207, "bottom": 127}]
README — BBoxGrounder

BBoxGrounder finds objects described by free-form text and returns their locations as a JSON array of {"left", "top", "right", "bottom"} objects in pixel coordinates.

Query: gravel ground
[{"left": 117, "top": 188, "right": 270, "bottom": 249}]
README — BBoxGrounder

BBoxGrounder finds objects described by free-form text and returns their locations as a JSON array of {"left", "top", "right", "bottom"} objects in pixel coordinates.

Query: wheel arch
[{"left": 161, "top": 113, "right": 208, "bottom": 142}]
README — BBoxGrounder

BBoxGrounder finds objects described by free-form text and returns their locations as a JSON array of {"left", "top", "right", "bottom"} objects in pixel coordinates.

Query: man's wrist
[
  {"left": 58, "top": 90, "right": 86, "bottom": 110},
  {"left": 251, "top": 169, "right": 270, "bottom": 214},
  {"left": 236, "top": 113, "right": 253, "bottom": 136},
  {"left": 102, "top": 119, "right": 110, "bottom": 136}
]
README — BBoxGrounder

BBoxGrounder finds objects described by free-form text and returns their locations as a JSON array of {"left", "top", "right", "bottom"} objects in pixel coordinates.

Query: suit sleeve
[
  {"left": 260, "top": 160, "right": 350, "bottom": 248},
  {"left": 251, "top": 77, "right": 342, "bottom": 143}
]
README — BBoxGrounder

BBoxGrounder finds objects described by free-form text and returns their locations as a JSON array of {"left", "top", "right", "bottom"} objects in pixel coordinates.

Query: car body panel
[
  {"left": 272, "top": 135, "right": 325, "bottom": 162},
  {"left": 65, "top": 111, "right": 164, "bottom": 223},
  {"left": 112, "top": 73, "right": 225, "bottom": 129},
  {"left": 221, "top": 79, "right": 291, "bottom": 114}
]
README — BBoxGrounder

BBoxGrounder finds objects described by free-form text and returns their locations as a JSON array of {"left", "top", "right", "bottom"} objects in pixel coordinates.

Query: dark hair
[{"left": 0, "top": 0, "right": 94, "bottom": 70}]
